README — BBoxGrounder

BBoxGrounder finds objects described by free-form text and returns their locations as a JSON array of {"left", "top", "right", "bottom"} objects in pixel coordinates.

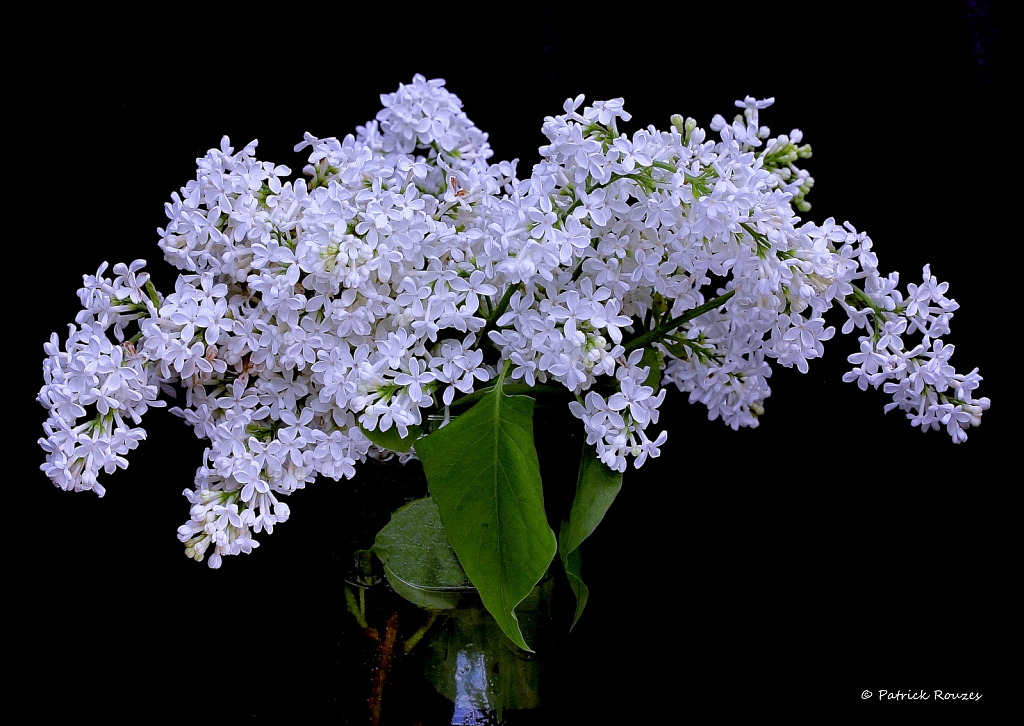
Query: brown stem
[{"left": 369, "top": 610, "right": 399, "bottom": 726}]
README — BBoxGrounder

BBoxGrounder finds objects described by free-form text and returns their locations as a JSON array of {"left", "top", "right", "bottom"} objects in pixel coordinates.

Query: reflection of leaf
[
  {"left": 372, "top": 498, "right": 474, "bottom": 610},
  {"left": 558, "top": 444, "right": 623, "bottom": 629},
  {"left": 414, "top": 368, "right": 557, "bottom": 652},
  {"left": 360, "top": 423, "right": 424, "bottom": 453},
  {"left": 424, "top": 579, "right": 553, "bottom": 716}
]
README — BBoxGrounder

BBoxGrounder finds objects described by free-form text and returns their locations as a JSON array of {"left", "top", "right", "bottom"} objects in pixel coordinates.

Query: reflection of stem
[
  {"left": 369, "top": 610, "right": 399, "bottom": 726},
  {"left": 403, "top": 611, "right": 439, "bottom": 654}
]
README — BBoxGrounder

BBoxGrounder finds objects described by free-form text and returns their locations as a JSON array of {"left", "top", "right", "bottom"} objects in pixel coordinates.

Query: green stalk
[
  {"left": 623, "top": 290, "right": 736, "bottom": 352},
  {"left": 479, "top": 282, "right": 523, "bottom": 350},
  {"left": 345, "top": 586, "right": 369, "bottom": 631},
  {"left": 402, "top": 611, "right": 439, "bottom": 654},
  {"left": 488, "top": 282, "right": 522, "bottom": 326}
]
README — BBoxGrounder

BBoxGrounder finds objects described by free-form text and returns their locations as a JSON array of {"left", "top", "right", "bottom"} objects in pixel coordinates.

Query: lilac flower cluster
[{"left": 37, "top": 75, "right": 989, "bottom": 566}]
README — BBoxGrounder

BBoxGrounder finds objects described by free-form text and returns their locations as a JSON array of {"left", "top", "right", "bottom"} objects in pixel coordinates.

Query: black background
[{"left": 14, "top": 2, "right": 1009, "bottom": 722}]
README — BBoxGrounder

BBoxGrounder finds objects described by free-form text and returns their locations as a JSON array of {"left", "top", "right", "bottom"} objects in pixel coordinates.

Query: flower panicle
[{"left": 38, "top": 75, "right": 987, "bottom": 566}]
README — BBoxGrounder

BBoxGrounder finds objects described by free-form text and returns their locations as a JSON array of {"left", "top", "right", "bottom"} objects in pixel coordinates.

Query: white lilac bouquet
[{"left": 37, "top": 74, "right": 989, "bottom": 651}]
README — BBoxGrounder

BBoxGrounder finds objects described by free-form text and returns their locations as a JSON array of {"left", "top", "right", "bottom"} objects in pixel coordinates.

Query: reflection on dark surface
[
  {"left": 424, "top": 578, "right": 553, "bottom": 725},
  {"left": 451, "top": 650, "right": 501, "bottom": 725}
]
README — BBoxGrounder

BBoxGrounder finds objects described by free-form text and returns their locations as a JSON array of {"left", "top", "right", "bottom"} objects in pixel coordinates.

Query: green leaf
[
  {"left": 414, "top": 366, "right": 557, "bottom": 652},
  {"left": 558, "top": 443, "right": 623, "bottom": 629},
  {"left": 372, "top": 498, "right": 474, "bottom": 611},
  {"left": 360, "top": 422, "right": 424, "bottom": 453},
  {"left": 560, "top": 546, "right": 588, "bottom": 629}
]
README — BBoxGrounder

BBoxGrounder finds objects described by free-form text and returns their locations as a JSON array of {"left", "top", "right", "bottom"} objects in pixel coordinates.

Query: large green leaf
[
  {"left": 558, "top": 443, "right": 623, "bottom": 629},
  {"left": 414, "top": 367, "right": 557, "bottom": 652},
  {"left": 372, "top": 498, "right": 474, "bottom": 611}
]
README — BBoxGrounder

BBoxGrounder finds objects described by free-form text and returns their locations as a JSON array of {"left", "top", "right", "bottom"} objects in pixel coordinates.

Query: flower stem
[
  {"left": 403, "top": 611, "right": 439, "bottom": 654},
  {"left": 487, "top": 282, "right": 522, "bottom": 327},
  {"left": 623, "top": 290, "right": 736, "bottom": 352},
  {"left": 345, "top": 586, "right": 370, "bottom": 631},
  {"left": 368, "top": 610, "right": 399, "bottom": 726},
  {"left": 479, "top": 282, "right": 523, "bottom": 351}
]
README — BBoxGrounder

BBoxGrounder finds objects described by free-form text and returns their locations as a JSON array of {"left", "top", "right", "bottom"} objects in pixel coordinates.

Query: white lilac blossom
[{"left": 37, "top": 74, "right": 989, "bottom": 566}]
